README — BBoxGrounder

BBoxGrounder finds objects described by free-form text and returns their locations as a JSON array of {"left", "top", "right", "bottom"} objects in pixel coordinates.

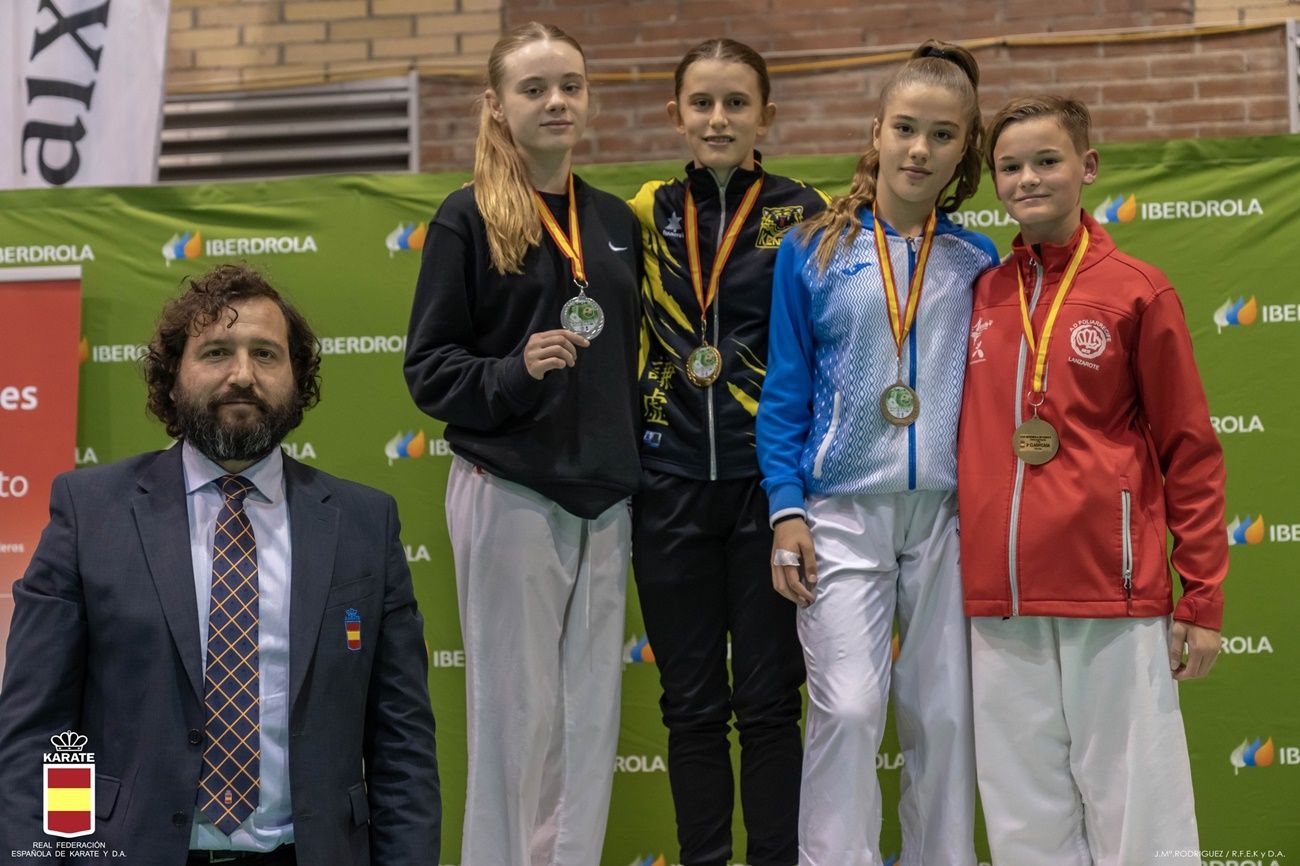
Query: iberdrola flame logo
[
  {"left": 385, "top": 222, "right": 427, "bottom": 257},
  {"left": 1092, "top": 194, "right": 1137, "bottom": 224},
  {"left": 623, "top": 635, "right": 655, "bottom": 665},
  {"left": 1226, "top": 514, "right": 1265, "bottom": 546},
  {"left": 162, "top": 230, "right": 202, "bottom": 265},
  {"left": 384, "top": 430, "right": 426, "bottom": 465},
  {"left": 1213, "top": 296, "right": 1258, "bottom": 333},
  {"left": 1230, "top": 736, "right": 1274, "bottom": 774},
  {"left": 628, "top": 856, "right": 667, "bottom": 866}
]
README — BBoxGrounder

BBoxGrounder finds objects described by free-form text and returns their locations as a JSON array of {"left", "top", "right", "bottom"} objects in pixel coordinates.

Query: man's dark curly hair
[{"left": 144, "top": 263, "right": 322, "bottom": 438}]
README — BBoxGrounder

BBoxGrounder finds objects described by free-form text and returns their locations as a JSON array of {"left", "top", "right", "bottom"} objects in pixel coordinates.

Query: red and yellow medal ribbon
[
  {"left": 872, "top": 207, "right": 936, "bottom": 361},
  {"left": 533, "top": 173, "right": 586, "bottom": 285},
  {"left": 684, "top": 177, "right": 764, "bottom": 328},
  {"left": 1016, "top": 227, "right": 1091, "bottom": 394}
]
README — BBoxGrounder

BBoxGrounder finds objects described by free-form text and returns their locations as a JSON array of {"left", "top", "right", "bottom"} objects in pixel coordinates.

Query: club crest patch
[
  {"left": 756, "top": 206, "right": 805, "bottom": 248},
  {"left": 1070, "top": 319, "right": 1111, "bottom": 359}
]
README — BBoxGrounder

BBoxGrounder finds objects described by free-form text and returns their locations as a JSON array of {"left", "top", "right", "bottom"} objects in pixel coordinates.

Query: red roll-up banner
[{"left": 0, "top": 267, "right": 81, "bottom": 686}]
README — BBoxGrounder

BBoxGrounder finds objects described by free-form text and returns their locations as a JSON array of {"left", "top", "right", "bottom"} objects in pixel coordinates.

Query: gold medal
[
  {"left": 1013, "top": 414, "right": 1059, "bottom": 464},
  {"left": 880, "top": 382, "right": 920, "bottom": 427},
  {"left": 686, "top": 343, "right": 723, "bottom": 386}
]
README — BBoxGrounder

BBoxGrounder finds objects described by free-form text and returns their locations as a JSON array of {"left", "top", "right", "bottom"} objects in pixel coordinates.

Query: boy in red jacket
[{"left": 956, "top": 96, "right": 1227, "bottom": 866}]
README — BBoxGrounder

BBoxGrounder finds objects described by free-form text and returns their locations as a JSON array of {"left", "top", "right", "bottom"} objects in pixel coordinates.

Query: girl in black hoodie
[{"left": 404, "top": 22, "right": 641, "bottom": 866}]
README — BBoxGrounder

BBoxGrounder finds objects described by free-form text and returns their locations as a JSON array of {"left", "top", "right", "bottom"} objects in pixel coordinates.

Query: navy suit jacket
[{"left": 0, "top": 446, "right": 441, "bottom": 866}]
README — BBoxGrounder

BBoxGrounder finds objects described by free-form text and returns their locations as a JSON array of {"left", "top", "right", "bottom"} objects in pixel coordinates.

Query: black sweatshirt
[{"left": 404, "top": 177, "right": 643, "bottom": 519}]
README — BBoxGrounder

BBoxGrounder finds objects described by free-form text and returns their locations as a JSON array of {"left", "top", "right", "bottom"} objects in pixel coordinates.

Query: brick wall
[
  {"left": 973, "top": 30, "right": 1291, "bottom": 142},
  {"left": 505, "top": 0, "right": 1196, "bottom": 59},
  {"left": 1196, "top": 0, "right": 1300, "bottom": 24},
  {"left": 161, "top": 1, "right": 1294, "bottom": 170},
  {"left": 418, "top": 75, "right": 485, "bottom": 170},
  {"left": 415, "top": 6, "right": 1291, "bottom": 171},
  {"left": 166, "top": 0, "right": 503, "bottom": 90}
]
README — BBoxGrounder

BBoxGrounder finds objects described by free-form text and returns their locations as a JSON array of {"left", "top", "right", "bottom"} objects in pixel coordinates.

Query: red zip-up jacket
[{"left": 956, "top": 211, "right": 1227, "bottom": 630}]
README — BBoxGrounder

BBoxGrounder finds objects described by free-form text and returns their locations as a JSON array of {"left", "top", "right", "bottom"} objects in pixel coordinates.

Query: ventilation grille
[{"left": 159, "top": 73, "right": 419, "bottom": 183}]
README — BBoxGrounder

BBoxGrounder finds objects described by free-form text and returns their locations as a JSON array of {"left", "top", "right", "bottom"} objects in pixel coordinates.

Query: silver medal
[{"left": 560, "top": 282, "right": 604, "bottom": 339}]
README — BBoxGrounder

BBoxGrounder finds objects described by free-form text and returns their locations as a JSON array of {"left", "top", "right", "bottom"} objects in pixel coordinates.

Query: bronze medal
[
  {"left": 880, "top": 382, "right": 920, "bottom": 427},
  {"left": 1013, "top": 227, "right": 1091, "bottom": 462},
  {"left": 1013, "top": 415, "right": 1059, "bottom": 465},
  {"left": 686, "top": 343, "right": 723, "bottom": 387}
]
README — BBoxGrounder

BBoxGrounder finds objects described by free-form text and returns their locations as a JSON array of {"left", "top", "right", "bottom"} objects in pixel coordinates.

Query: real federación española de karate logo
[{"left": 43, "top": 731, "right": 95, "bottom": 838}]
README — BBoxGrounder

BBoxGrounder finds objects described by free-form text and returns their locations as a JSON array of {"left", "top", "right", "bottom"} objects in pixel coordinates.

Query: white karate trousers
[
  {"left": 971, "top": 616, "right": 1199, "bottom": 866},
  {"left": 798, "top": 490, "right": 976, "bottom": 866},
  {"left": 447, "top": 457, "right": 630, "bottom": 866}
]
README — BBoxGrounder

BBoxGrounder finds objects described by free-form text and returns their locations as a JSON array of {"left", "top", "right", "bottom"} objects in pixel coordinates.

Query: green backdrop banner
[{"left": 0, "top": 133, "right": 1296, "bottom": 865}]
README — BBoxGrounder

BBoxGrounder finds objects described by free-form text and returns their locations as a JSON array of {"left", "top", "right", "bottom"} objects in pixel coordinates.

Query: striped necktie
[{"left": 197, "top": 474, "right": 261, "bottom": 834}]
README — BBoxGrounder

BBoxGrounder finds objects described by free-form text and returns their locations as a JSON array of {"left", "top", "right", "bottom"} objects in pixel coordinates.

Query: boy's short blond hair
[{"left": 985, "top": 95, "right": 1092, "bottom": 171}]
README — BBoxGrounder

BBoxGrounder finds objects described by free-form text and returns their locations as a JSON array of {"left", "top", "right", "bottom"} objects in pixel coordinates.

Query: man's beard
[{"left": 176, "top": 384, "right": 300, "bottom": 464}]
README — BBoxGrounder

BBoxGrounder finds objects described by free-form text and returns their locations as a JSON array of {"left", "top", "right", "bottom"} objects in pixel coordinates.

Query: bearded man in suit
[{"left": 0, "top": 263, "right": 440, "bottom": 866}]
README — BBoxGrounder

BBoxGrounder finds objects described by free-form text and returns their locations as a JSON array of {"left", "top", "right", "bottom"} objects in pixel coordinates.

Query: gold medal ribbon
[
  {"left": 533, "top": 173, "right": 586, "bottom": 285},
  {"left": 684, "top": 177, "right": 764, "bottom": 330},
  {"left": 1016, "top": 228, "right": 1091, "bottom": 394},
  {"left": 872, "top": 207, "right": 936, "bottom": 362}
]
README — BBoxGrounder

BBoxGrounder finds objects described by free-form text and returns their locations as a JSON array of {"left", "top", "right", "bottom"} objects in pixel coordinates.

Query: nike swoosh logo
[
  {"left": 842, "top": 262, "right": 872, "bottom": 276},
  {"left": 608, "top": 241, "right": 629, "bottom": 252}
]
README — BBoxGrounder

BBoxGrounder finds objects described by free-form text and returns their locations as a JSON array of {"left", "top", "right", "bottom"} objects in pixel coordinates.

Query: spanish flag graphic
[
  {"left": 345, "top": 609, "right": 362, "bottom": 652},
  {"left": 44, "top": 766, "right": 94, "bottom": 837}
]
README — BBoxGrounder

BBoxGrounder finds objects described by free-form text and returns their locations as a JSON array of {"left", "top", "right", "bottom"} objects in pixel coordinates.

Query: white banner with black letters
[{"left": 1, "top": 0, "right": 171, "bottom": 189}]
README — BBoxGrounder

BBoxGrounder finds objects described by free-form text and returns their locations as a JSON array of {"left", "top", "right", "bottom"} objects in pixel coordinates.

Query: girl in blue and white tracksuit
[{"left": 755, "top": 42, "right": 998, "bottom": 866}]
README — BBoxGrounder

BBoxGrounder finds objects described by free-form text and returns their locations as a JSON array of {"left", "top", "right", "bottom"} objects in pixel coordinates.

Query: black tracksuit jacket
[{"left": 631, "top": 159, "right": 828, "bottom": 480}]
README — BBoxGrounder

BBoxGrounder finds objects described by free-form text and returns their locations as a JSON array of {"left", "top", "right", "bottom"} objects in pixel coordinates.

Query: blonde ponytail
[
  {"left": 474, "top": 100, "right": 541, "bottom": 275},
  {"left": 473, "top": 22, "right": 587, "bottom": 275}
]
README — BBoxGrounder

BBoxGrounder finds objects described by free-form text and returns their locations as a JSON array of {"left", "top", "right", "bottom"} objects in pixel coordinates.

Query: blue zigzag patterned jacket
[{"left": 757, "top": 208, "right": 999, "bottom": 520}]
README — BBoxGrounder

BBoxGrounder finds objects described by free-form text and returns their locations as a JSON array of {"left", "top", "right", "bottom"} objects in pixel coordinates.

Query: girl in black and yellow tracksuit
[{"left": 629, "top": 38, "right": 828, "bottom": 866}]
